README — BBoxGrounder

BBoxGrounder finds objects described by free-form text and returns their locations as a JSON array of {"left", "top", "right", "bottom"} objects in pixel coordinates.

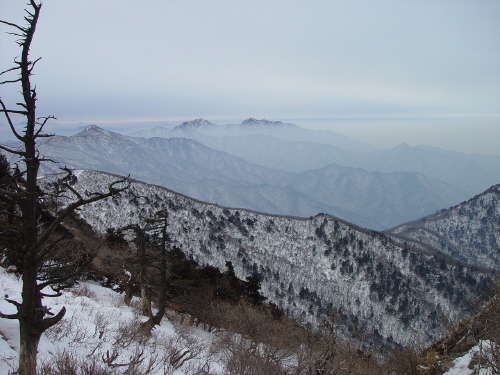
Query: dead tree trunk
[
  {"left": 0, "top": 3, "right": 130, "bottom": 374},
  {"left": 142, "top": 211, "right": 170, "bottom": 333},
  {"left": 122, "top": 224, "right": 153, "bottom": 317}
]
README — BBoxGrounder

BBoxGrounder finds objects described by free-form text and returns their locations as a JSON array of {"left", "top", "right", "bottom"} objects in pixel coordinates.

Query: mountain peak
[
  {"left": 176, "top": 118, "right": 216, "bottom": 130},
  {"left": 81, "top": 124, "right": 106, "bottom": 133},
  {"left": 75, "top": 125, "right": 118, "bottom": 138},
  {"left": 395, "top": 142, "right": 411, "bottom": 148},
  {"left": 240, "top": 118, "right": 293, "bottom": 128}
]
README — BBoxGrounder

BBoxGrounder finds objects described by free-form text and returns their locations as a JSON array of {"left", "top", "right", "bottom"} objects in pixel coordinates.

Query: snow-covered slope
[
  {"left": 1, "top": 266, "right": 492, "bottom": 374},
  {"left": 38, "top": 170, "right": 494, "bottom": 349},
  {"left": 0, "top": 268, "right": 226, "bottom": 374},
  {"left": 389, "top": 184, "right": 500, "bottom": 271}
]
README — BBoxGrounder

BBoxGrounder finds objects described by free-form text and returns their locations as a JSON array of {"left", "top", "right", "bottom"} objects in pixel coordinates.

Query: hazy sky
[{"left": 1, "top": 1, "right": 499, "bottom": 154}]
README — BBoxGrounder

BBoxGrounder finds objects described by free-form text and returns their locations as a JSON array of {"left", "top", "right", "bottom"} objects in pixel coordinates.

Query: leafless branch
[
  {"left": 0, "top": 98, "right": 24, "bottom": 141},
  {"left": 0, "top": 144, "right": 24, "bottom": 157},
  {"left": 27, "top": 57, "right": 42, "bottom": 74},
  {"left": 0, "top": 78, "right": 22, "bottom": 85},
  {"left": 0, "top": 310, "right": 19, "bottom": 319},
  {"left": 39, "top": 307, "right": 66, "bottom": 332},
  {"left": 36, "top": 238, "right": 107, "bottom": 290},
  {"left": 0, "top": 186, "right": 25, "bottom": 198},
  {"left": 35, "top": 114, "right": 56, "bottom": 137},
  {"left": 5, "top": 298, "right": 22, "bottom": 309},
  {"left": 0, "top": 20, "right": 27, "bottom": 33},
  {"left": 0, "top": 66, "right": 20, "bottom": 76}
]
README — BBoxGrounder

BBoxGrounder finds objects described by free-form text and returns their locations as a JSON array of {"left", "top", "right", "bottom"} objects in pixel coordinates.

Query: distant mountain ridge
[
  {"left": 4, "top": 124, "right": 472, "bottom": 230},
  {"left": 129, "top": 118, "right": 377, "bottom": 152},
  {"left": 176, "top": 118, "right": 218, "bottom": 130},
  {"left": 129, "top": 119, "right": 500, "bottom": 196}
]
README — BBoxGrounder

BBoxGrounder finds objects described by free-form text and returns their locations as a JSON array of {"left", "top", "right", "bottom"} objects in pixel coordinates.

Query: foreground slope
[
  {"left": 39, "top": 170, "right": 493, "bottom": 349},
  {"left": 11, "top": 124, "right": 470, "bottom": 230},
  {"left": 389, "top": 184, "right": 500, "bottom": 271}
]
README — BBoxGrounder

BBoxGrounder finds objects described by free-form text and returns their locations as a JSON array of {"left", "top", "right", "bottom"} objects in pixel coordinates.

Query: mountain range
[
  {"left": 129, "top": 118, "right": 500, "bottom": 195},
  {"left": 4, "top": 120, "right": 493, "bottom": 230},
  {"left": 128, "top": 118, "right": 378, "bottom": 153},
  {"left": 38, "top": 169, "right": 498, "bottom": 350}
]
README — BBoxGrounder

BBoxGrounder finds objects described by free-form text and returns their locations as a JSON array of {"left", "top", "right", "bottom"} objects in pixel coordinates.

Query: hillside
[
  {"left": 388, "top": 184, "right": 500, "bottom": 271},
  {"left": 38, "top": 170, "right": 494, "bottom": 350}
]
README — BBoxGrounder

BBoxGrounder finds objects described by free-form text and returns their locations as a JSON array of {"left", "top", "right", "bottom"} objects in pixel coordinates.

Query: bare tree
[
  {"left": 0, "top": 2, "right": 129, "bottom": 374},
  {"left": 142, "top": 210, "right": 170, "bottom": 333},
  {"left": 118, "top": 210, "right": 170, "bottom": 331}
]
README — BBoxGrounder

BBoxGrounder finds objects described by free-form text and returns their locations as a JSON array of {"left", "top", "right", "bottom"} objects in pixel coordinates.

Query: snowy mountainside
[
  {"left": 389, "top": 184, "right": 500, "bottom": 271},
  {"left": 0, "top": 268, "right": 227, "bottom": 374},
  {"left": 39, "top": 170, "right": 493, "bottom": 349},
  {"left": 176, "top": 118, "right": 218, "bottom": 130}
]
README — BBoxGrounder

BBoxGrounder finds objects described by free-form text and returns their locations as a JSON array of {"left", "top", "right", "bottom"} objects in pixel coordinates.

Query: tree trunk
[
  {"left": 141, "top": 283, "right": 152, "bottom": 317},
  {"left": 136, "top": 229, "right": 152, "bottom": 317},
  {"left": 18, "top": 139, "right": 42, "bottom": 375},
  {"left": 124, "top": 288, "right": 133, "bottom": 306},
  {"left": 141, "top": 214, "right": 169, "bottom": 333},
  {"left": 18, "top": 326, "right": 41, "bottom": 375}
]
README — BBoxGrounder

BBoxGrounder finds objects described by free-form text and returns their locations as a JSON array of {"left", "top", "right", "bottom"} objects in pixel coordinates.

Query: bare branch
[
  {"left": 0, "top": 19, "right": 27, "bottom": 33},
  {"left": 8, "top": 32, "right": 27, "bottom": 39},
  {"left": 0, "top": 108, "right": 27, "bottom": 115},
  {"left": 37, "top": 239, "right": 107, "bottom": 290},
  {"left": 0, "top": 98, "right": 24, "bottom": 140},
  {"left": 39, "top": 307, "right": 66, "bottom": 332},
  {"left": 38, "top": 157, "right": 56, "bottom": 162},
  {"left": 0, "top": 144, "right": 25, "bottom": 156},
  {"left": 27, "top": 57, "right": 42, "bottom": 74},
  {"left": 0, "top": 78, "right": 22, "bottom": 85},
  {"left": 0, "top": 186, "right": 25, "bottom": 198},
  {"left": 40, "top": 291, "right": 63, "bottom": 298},
  {"left": 0, "top": 310, "right": 19, "bottom": 319},
  {"left": 35, "top": 115, "right": 56, "bottom": 137},
  {"left": 0, "top": 66, "right": 20, "bottom": 76},
  {"left": 31, "top": 175, "right": 130, "bottom": 259},
  {"left": 5, "top": 298, "right": 22, "bottom": 309}
]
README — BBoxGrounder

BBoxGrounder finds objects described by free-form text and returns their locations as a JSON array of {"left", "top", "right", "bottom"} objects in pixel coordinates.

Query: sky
[{"left": 0, "top": 0, "right": 499, "bottom": 154}]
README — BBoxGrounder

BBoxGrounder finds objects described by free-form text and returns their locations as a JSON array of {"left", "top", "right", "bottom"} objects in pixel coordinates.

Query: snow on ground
[
  {"left": 1, "top": 266, "right": 496, "bottom": 374},
  {"left": 0, "top": 267, "right": 229, "bottom": 374},
  {"left": 443, "top": 341, "right": 496, "bottom": 375}
]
